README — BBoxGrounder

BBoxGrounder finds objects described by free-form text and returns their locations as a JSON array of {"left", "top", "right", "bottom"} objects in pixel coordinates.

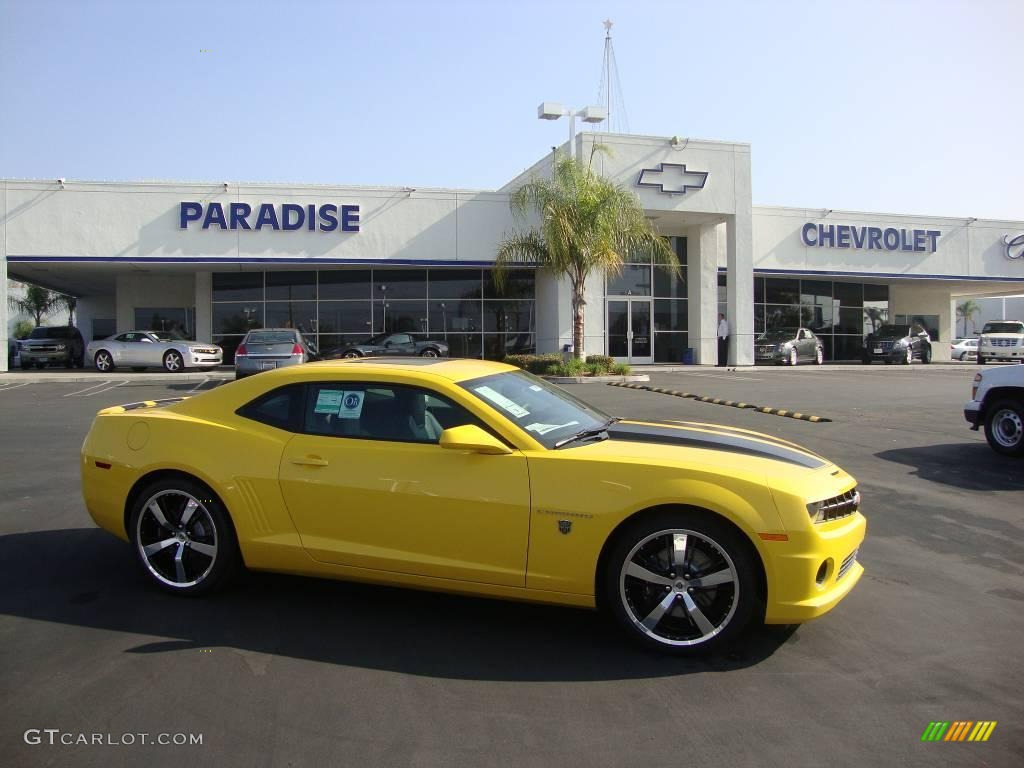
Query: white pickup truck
[{"left": 964, "top": 364, "right": 1024, "bottom": 456}]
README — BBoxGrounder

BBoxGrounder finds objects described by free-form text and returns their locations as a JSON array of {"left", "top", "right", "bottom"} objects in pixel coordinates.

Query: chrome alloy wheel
[
  {"left": 136, "top": 490, "right": 218, "bottom": 588},
  {"left": 95, "top": 350, "right": 113, "bottom": 372},
  {"left": 991, "top": 407, "right": 1023, "bottom": 449},
  {"left": 789, "top": 348, "right": 798, "bottom": 366},
  {"left": 619, "top": 529, "right": 739, "bottom": 647},
  {"left": 164, "top": 351, "right": 183, "bottom": 372},
  {"left": 421, "top": 348, "right": 439, "bottom": 358},
  {"left": 816, "top": 346, "right": 824, "bottom": 364},
  {"left": 342, "top": 351, "right": 360, "bottom": 359}
]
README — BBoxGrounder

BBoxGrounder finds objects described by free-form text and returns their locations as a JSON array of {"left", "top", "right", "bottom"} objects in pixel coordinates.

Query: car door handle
[{"left": 290, "top": 456, "right": 329, "bottom": 467}]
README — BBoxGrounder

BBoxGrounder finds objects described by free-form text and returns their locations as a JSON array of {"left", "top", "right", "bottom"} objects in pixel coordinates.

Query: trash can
[{"left": 682, "top": 348, "right": 694, "bottom": 365}]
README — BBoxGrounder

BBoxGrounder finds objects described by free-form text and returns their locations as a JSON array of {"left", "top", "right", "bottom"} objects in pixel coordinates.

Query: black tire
[
  {"left": 74, "top": 351, "right": 85, "bottom": 368},
  {"left": 64, "top": 354, "right": 74, "bottom": 369},
  {"left": 342, "top": 350, "right": 361, "bottom": 359},
  {"left": 94, "top": 350, "right": 115, "bottom": 372},
  {"left": 128, "top": 476, "right": 240, "bottom": 595},
  {"left": 983, "top": 399, "right": 1024, "bottom": 457},
  {"left": 420, "top": 347, "right": 441, "bottom": 358},
  {"left": 978, "top": 356, "right": 986, "bottom": 365},
  {"left": 601, "top": 510, "right": 760, "bottom": 655},
  {"left": 921, "top": 345, "right": 932, "bottom": 364},
  {"left": 163, "top": 350, "right": 184, "bottom": 373}
]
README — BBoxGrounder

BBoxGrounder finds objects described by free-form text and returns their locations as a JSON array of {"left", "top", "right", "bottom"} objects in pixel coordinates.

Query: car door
[
  {"left": 278, "top": 381, "right": 531, "bottom": 586},
  {"left": 382, "top": 334, "right": 415, "bottom": 356},
  {"left": 139, "top": 333, "right": 164, "bottom": 366},
  {"left": 111, "top": 333, "right": 138, "bottom": 364},
  {"left": 795, "top": 329, "right": 809, "bottom": 360}
]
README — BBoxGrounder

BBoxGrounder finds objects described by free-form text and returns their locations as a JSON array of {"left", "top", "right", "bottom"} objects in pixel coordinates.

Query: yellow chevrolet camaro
[{"left": 81, "top": 358, "right": 865, "bottom": 654}]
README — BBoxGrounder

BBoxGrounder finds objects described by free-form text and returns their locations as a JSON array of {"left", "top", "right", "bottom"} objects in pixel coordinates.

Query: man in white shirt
[{"left": 717, "top": 313, "right": 729, "bottom": 367}]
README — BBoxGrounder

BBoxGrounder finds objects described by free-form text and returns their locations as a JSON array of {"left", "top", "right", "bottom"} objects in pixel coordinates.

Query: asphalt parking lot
[{"left": 1, "top": 365, "right": 1022, "bottom": 767}]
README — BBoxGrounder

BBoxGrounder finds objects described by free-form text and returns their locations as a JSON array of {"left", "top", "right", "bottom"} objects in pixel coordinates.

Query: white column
[
  {"left": 195, "top": 272, "right": 212, "bottom": 341},
  {"left": 582, "top": 270, "right": 605, "bottom": 357},
  {"left": 686, "top": 224, "right": 719, "bottom": 365},
  {"left": 725, "top": 214, "right": 754, "bottom": 366}
]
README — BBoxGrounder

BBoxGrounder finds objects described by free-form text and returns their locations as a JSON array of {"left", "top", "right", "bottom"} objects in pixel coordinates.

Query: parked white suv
[
  {"left": 964, "top": 365, "right": 1024, "bottom": 456},
  {"left": 977, "top": 320, "right": 1024, "bottom": 364}
]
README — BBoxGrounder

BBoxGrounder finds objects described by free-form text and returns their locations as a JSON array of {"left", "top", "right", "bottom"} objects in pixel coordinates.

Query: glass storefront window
[
  {"left": 833, "top": 335, "right": 864, "bottom": 360},
  {"left": 445, "top": 333, "right": 483, "bottom": 360},
  {"left": 266, "top": 271, "right": 316, "bottom": 301},
  {"left": 213, "top": 335, "right": 244, "bottom": 364},
  {"left": 607, "top": 265, "right": 652, "bottom": 296},
  {"left": 653, "top": 333, "right": 688, "bottom": 363},
  {"left": 754, "top": 277, "right": 764, "bottom": 304},
  {"left": 381, "top": 300, "right": 428, "bottom": 334},
  {"left": 429, "top": 300, "right": 481, "bottom": 334},
  {"left": 134, "top": 308, "right": 195, "bottom": 339},
  {"left": 376, "top": 269, "right": 427, "bottom": 299},
  {"left": 803, "top": 301, "right": 834, "bottom": 333},
  {"left": 764, "top": 304, "right": 801, "bottom": 329},
  {"left": 429, "top": 269, "right": 482, "bottom": 299},
  {"left": 483, "top": 301, "right": 534, "bottom": 332},
  {"left": 213, "top": 303, "right": 263, "bottom": 335},
  {"left": 318, "top": 302, "right": 373, "bottom": 334},
  {"left": 213, "top": 272, "right": 263, "bottom": 302},
  {"left": 801, "top": 280, "right": 832, "bottom": 307},
  {"left": 765, "top": 278, "right": 799, "bottom": 305},
  {"left": 265, "top": 301, "right": 317, "bottom": 333},
  {"left": 672, "top": 236, "right": 688, "bottom": 266},
  {"left": 834, "top": 281, "right": 863, "bottom": 307},
  {"left": 318, "top": 270, "right": 371, "bottom": 300},
  {"left": 653, "top": 299, "right": 687, "bottom": 332},
  {"left": 864, "top": 284, "right": 889, "bottom": 303},
  {"left": 654, "top": 266, "right": 686, "bottom": 298},
  {"left": 484, "top": 269, "right": 535, "bottom": 299},
  {"left": 484, "top": 333, "right": 534, "bottom": 359},
  {"left": 863, "top": 307, "right": 889, "bottom": 335}
]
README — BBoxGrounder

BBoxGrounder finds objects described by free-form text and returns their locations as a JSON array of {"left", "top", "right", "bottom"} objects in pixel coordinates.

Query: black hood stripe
[
  {"left": 607, "top": 422, "right": 826, "bottom": 468},
  {"left": 626, "top": 418, "right": 820, "bottom": 456}
]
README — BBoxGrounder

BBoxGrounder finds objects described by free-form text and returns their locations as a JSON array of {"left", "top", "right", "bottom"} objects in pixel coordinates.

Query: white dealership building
[{"left": 2, "top": 131, "right": 1023, "bottom": 371}]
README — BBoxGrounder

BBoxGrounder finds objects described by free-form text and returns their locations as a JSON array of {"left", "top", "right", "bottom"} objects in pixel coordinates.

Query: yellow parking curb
[{"left": 606, "top": 382, "right": 832, "bottom": 422}]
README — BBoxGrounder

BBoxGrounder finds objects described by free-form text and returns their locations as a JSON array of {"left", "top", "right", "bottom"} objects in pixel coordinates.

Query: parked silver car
[
  {"left": 234, "top": 328, "right": 318, "bottom": 379},
  {"left": 86, "top": 331, "right": 222, "bottom": 373}
]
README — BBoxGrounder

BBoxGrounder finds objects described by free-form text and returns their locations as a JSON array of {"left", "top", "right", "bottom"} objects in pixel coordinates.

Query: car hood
[
  {"left": 866, "top": 334, "right": 908, "bottom": 341},
  {"left": 24, "top": 337, "right": 71, "bottom": 345}
]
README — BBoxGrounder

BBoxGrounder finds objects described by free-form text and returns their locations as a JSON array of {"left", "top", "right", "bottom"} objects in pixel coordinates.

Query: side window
[
  {"left": 304, "top": 382, "right": 483, "bottom": 444},
  {"left": 237, "top": 384, "right": 304, "bottom": 431}
]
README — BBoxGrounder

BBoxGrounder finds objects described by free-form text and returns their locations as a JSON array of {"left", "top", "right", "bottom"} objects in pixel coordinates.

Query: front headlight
[{"left": 894, "top": 339, "right": 909, "bottom": 349}]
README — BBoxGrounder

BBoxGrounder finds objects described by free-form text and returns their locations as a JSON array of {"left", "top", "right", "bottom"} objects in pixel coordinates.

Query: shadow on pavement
[
  {"left": 0, "top": 528, "right": 796, "bottom": 682},
  {"left": 875, "top": 442, "right": 1024, "bottom": 492}
]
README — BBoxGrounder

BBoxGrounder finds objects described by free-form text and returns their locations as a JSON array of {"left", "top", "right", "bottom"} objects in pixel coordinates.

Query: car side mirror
[{"left": 439, "top": 424, "right": 512, "bottom": 455}]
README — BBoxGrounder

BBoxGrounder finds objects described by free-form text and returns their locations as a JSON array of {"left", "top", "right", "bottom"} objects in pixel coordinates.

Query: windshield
[
  {"left": 982, "top": 322, "right": 1024, "bottom": 334},
  {"left": 874, "top": 325, "right": 911, "bottom": 337},
  {"left": 460, "top": 370, "right": 609, "bottom": 449},
  {"left": 246, "top": 331, "right": 297, "bottom": 345},
  {"left": 758, "top": 329, "right": 798, "bottom": 341},
  {"left": 29, "top": 327, "right": 69, "bottom": 339}
]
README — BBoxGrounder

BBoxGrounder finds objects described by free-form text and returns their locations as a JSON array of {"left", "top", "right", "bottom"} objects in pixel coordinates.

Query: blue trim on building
[
  {"left": 732, "top": 267, "right": 1024, "bottom": 283},
  {"left": 5, "top": 255, "right": 514, "bottom": 267}
]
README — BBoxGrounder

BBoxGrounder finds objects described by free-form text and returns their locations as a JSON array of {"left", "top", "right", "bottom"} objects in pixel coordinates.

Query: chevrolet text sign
[
  {"left": 801, "top": 223, "right": 940, "bottom": 253},
  {"left": 179, "top": 202, "right": 360, "bottom": 232}
]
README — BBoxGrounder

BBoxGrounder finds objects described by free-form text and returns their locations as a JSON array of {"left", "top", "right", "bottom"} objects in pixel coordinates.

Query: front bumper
[
  {"left": 964, "top": 401, "right": 981, "bottom": 429},
  {"left": 862, "top": 345, "right": 906, "bottom": 362},
  {"left": 754, "top": 350, "right": 787, "bottom": 363},
  {"left": 979, "top": 347, "right": 1023, "bottom": 361},
  {"left": 762, "top": 512, "right": 867, "bottom": 623}
]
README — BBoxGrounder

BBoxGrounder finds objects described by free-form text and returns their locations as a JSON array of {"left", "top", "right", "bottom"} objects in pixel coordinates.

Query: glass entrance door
[{"left": 607, "top": 299, "right": 653, "bottom": 364}]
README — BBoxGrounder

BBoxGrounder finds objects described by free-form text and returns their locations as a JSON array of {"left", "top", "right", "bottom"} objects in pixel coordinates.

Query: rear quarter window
[{"left": 237, "top": 384, "right": 305, "bottom": 431}]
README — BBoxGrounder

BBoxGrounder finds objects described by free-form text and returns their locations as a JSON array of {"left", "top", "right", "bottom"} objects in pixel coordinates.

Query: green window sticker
[{"left": 314, "top": 390, "right": 345, "bottom": 414}]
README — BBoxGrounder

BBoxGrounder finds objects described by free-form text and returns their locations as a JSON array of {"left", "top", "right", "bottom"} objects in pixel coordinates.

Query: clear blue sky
[{"left": 1, "top": 0, "right": 1021, "bottom": 220}]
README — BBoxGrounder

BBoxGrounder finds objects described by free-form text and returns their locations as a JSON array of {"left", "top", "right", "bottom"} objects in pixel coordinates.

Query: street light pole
[{"left": 537, "top": 102, "right": 607, "bottom": 160}]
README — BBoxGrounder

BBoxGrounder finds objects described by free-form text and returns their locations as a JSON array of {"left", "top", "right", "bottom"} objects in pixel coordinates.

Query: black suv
[
  {"left": 19, "top": 326, "right": 86, "bottom": 369},
  {"left": 862, "top": 323, "right": 932, "bottom": 365}
]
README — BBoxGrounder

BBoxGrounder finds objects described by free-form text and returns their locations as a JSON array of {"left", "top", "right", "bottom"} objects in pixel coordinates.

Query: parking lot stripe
[
  {"left": 63, "top": 381, "right": 112, "bottom": 397},
  {"left": 0, "top": 382, "right": 29, "bottom": 393},
  {"left": 84, "top": 381, "right": 127, "bottom": 397},
  {"left": 188, "top": 378, "right": 209, "bottom": 393}
]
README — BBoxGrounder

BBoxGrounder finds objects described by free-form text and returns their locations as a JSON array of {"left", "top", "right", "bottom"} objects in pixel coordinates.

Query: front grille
[
  {"left": 875, "top": 341, "right": 894, "bottom": 352},
  {"left": 990, "top": 338, "right": 1020, "bottom": 348},
  {"left": 838, "top": 548, "right": 859, "bottom": 580},
  {"left": 813, "top": 487, "right": 860, "bottom": 523},
  {"left": 26, "top": 344, "right": 62, "bottom": 353},
  {"left": 756, "top": 346, "right": 775, "bottom": 355}
]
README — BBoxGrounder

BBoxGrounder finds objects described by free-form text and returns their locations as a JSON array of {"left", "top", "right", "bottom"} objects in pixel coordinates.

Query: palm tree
[
  {"left": 494, "top": 152, "right": 677, "bottom": 359},
  {"left": 7, "top": 283, "right": 58, "bottom": 327},
  {"left": 956, "top": 300, "right": 981, "bottom": 337},
  {"left": 54, "top": 293, "right": 77, "bottom": 326}
]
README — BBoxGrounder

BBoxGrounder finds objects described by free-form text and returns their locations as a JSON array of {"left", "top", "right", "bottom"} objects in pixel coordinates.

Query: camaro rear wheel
[
  {"left": 603, "top": 512, "right": 758, "bottom": 654},
  {"left": 984, "top": 400, "right": 1024, "bottom": 457},
  {"left": 420, "top": 348, "right": 440, "bottom": 358},
  {"left": 163, "top": 350, "right": 184, "bottom": 372},
  {"left": 129, "top": 478, "right": 239, "bottom": 595}
]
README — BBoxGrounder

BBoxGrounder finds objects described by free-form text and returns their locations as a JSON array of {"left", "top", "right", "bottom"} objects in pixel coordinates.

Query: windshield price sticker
[
  {"left": 526, "top": 420, "right": 580, "bottom": 436},
  {"left": 314, "top": 390, "right": 365, "bottom": 418},
  {"left": 474, "top": 385, "right": 530, "bottom": 418}
]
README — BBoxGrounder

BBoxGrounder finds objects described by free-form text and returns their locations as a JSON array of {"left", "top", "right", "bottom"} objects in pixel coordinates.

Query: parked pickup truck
[{"left": 964, "top": 364, "right": 1024, "bottom": 456}]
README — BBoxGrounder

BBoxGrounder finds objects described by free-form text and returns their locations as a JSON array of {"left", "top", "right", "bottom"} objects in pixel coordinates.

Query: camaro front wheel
[
  {"left": 163, "top": 350, "right": 184, "bottom": 372},
  {"left": 129, "top": 478, "right": 239, "bottom": 595},
  {"left": 602, "top": 512, "right": 759, "bottom": 655}
]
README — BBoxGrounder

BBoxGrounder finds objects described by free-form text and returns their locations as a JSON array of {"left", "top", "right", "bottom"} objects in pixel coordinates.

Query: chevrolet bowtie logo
[{"left": 637, "top": 163, "right": 709, "bottom": 195}]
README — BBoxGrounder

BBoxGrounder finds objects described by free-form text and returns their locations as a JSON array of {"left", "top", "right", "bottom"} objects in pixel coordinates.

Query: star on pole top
[{"left": 603, "top": 18, "right": 613, "bottom": 36}]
